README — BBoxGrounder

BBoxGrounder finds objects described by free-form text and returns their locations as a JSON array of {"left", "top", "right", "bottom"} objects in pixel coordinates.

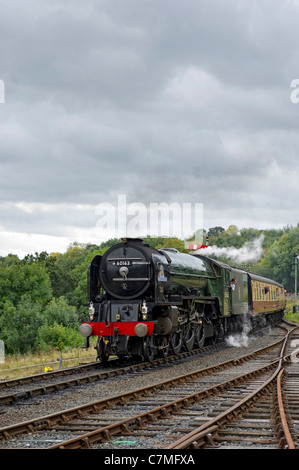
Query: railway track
[
  {"left": 0, "top": 321, "right": 297, "bottom": 449},
  {"left": 0, "top": 342, "right": 225, "bottom": 406},
  {"left": 167, "top": 322, "right": 299, "bottom": 450},
  {"left": 0, "top": 321, "right": 284, "bottom": 406}
]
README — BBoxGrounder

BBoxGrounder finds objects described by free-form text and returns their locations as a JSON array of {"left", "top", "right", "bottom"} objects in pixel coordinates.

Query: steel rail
[
  {"left": 0, "top": 320, "right": 289, "bottom": 401},
  {"left": 166, "top": 325, "right": 298, "bottom": 449},
  {"left": 0, "top": 361, "right": 100, "bottom": 389},
  {"left": 2, "top": 319, "right": 289, "bottom": 391},
  {"left": 0, "top": 342, "right": 227, "bottom": 401},
  {"left": 47, "top": 359, "right": 280, "bottom": 449},
  {"left": 276, "top": 369, "right": 296, "bottom": 449},
  {"left": 0, "top": 324, "right": 291, "bottom": 449},
  {"left": 0, "top": 364, "right": 134, "bottom": 405},
  {"left": 0, "top": 334, "right": 285, "bottom": 442}
]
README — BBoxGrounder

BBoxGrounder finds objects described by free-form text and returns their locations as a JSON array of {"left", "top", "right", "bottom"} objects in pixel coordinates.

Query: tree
[
  {"left": 43, "top": 297, "right": 79, "bottom": 329},
  {"left": 207, "top": 226, "right": 225, "bottom": 237},
  {"left": 225, "top": 225, "right": 239, "bottom": 234},
  {"left": 0, "top": 262, "right": 52, "bottom": 308},
  {"left": 0, "top": 296, "right": 44, "bottom": 354},
  {"left": 256, "top": 226, "right": 299, "bottom": 290},
  {"left": 155, "top": 237, "right": 188, "bottom": 253},
  {"left": 46, "top": 244, "right": 87, "bottom": 303}
]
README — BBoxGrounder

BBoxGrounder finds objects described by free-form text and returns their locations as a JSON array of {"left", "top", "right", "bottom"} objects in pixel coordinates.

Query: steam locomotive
[{"left": 79, "top": 238, "right": 286, "bottom": 362}]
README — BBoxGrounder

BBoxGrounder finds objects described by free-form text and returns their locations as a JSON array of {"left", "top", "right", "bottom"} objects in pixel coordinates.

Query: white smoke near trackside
[
  {"left": 195, "top": 235, "right": 265, "bottom": 347},
  {"left": 226, "top": 334, "right": 249, "bottom": 347},
  {"left": 225, "top": 315, "right": 252, "bottom": 348},
  {"left": 197, "top": 234, "right": 265, "bottom": 264},
  {"left": 225, "top": 328, "right": 250, "bottom": 347}
]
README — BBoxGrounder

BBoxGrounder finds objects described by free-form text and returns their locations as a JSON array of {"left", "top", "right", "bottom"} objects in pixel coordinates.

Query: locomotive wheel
[
  {"left": 194, "top": 320, "right": 205, "bottom": 348},
  {"left": 96, "top": 338, "right": 109, "bottom": 365},
  {"left": 143, "top": 336, "right": 156, "bottom": 362},
  {"left": 183, "top": 323, "right": 195, "bottom": 351},
  {"left": 170, "top": 329, "right": 183, "bottom": 355},
  {"left": 159, "top": 337, "right": 170, "bottom": 358}
]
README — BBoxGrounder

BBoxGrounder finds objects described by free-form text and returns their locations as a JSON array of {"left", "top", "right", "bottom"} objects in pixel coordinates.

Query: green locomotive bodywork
[
  {"left": 159, "top": 250, "right": 251, "bottom": 317},
  {"left": 194, "top": 253, "right": 285, "bottom": 319},
  {"left": 159, "top": 248, "right": 215, "bottom": 296},
  {"left": 83, "top": 239, "right": 286, "bottom": 362}
]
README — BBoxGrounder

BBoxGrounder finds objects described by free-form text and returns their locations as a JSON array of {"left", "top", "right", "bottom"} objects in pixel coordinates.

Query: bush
[
  {"left": 284, "top": 300, "right": 299, "bottom": 324},
  {"left": 43, "top": 297, "right": 79, "bottom": 328},
  {"left": 0, "top": 296, "right": 44, "bottom": 354},
  {"left": 36, "top": 322, "right": 83, "bottom": 352}
]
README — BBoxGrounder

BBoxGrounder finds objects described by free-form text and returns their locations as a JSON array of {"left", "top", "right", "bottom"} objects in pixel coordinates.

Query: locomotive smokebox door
[{"left": 100, "top": 241, "right": 151, "bottom": 300}]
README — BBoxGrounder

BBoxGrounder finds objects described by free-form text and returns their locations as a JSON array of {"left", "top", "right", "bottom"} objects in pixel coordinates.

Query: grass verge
[{"left": 0, "top": 337, "right": 97, "bottom": 380}]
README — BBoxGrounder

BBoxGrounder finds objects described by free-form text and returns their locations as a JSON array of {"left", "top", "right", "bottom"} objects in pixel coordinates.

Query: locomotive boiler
[{"left": 79, "top": 238, "right": 286, "bottom": 362}]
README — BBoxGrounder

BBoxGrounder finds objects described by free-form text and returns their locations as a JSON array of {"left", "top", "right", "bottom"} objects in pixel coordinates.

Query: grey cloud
[{"left": 1, "top": 0, "right": 299, "bottom": 256}]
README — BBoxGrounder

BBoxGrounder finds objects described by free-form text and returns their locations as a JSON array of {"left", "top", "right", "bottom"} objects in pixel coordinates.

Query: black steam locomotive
[{"left": 79, "top": 238, "right": 285, "bottom": 362}]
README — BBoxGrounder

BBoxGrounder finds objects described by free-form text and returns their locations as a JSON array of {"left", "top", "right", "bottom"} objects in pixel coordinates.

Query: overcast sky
[{"left": 1, "top": 0, "right": 299, "bottom": 257}]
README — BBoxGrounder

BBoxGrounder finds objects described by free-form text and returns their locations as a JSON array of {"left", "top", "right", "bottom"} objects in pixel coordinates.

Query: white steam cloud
[
  {"left": 195, "top": 236, "right": 265, "bottom": 347},
  {"left": 225, "top": 330, "right": 250, "bottom": 348},
  {"left": 225, "top": 316, "right": 252, "bottom": 348},
  {"left": 197, "top": 235, "right": 264, "bottom": 264}
]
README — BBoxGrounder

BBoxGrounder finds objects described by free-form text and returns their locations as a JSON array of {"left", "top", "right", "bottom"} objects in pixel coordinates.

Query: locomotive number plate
[{"left": 111, "top": 260, "right": 132, "bottom": 266}]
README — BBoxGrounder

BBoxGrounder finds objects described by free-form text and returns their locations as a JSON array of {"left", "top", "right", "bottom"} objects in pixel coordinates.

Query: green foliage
[
  {"left": 0, "top": 262, "right": 52, "bottom": 308},
  {"left": 1, "top": 227, "right": 299, "bottom": 356},
  {"left": 283, "top": 299, "right": 299, "bottom": 324},
  {"left": 43, "top": 297, "right": 79, "bottom": 328},
  {"left": 204, "top": 225, "right": 299, "bottom": 291},
  {"left": 36, "top": 323, "right": 83, "bottom": 352},
  {"left": 207, "top": 226, "right": 225, "bottom": 237},
  {"left": 154, "top": 237, "right": 189, "bottom": 253},
  {"left": 255, "top": 227, "right": 299, "bottom": 290},
  {"left": 0, "top": 241, "right": 106, "bottom": 354},
  {"left": 47, "top": 244, "right": 87, "bottom": 302},
  {"left": 0, "top": 296, "right": 44, "bottom": 354}
]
